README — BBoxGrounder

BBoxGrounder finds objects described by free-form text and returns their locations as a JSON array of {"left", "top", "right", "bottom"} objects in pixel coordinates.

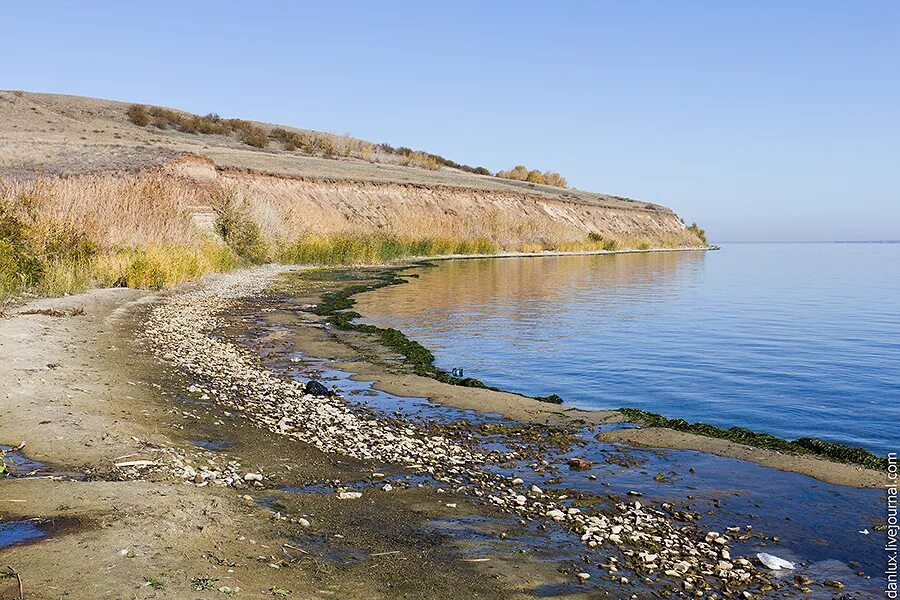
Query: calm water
[{"left": 355, "top": 243, "right": 900, "bottom": 454}]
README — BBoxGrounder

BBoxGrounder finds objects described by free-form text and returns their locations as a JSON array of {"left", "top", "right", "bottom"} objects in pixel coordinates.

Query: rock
[
  {"left": 546, "top": 509, "right": 566, "bottom": 521},
  {"left": 511, "top": 478, "right": 524, "bottom": 486},
  {"left": 576, "top": 572, "right": 590, "bottom": 582},
  {"left": 243, "top": 472, "right": 263, "bottom": 481},
  {"left": 823, "top": 580, "right": 844, "bottom": 589},
  {"left": 381, "top": 483, "right": 393, "bottom": 492},
  {"left": 568, "top": 458, "right": 592, "bottom": 470},
  {"left": 298, "top": 517, "right": 310, "bottom": 528},
  {"left": 304, "top": 380, "right": 334, "bottom": 397},
  {"left": 338, "top": 491, "right": 362, "bottom": 500}
]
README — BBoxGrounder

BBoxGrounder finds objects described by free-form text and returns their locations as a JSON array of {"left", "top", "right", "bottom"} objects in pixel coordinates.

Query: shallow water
[
  {"left": 0, "top": 520, "right": 45, "bottom": 549},
  {"left": 354, "top": 243, "right": 900, "bottom": 454},
  {"left": 236, "top": 301, "right": 885, "bottom": 598}
]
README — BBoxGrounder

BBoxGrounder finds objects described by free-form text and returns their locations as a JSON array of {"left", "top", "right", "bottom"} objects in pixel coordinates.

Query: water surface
[{"left": 355, "top": 243, "right": 900, "bottom": 454}]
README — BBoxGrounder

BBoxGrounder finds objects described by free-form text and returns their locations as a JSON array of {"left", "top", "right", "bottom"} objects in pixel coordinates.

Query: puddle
[
  {"left": 192, "top": 439, "right": 235, "bottom": 452},
  {"left": 530, "top": 582, "right": 588, "bottom": 598},
  {"left": 0, "top": 520, "right": 46, "bottom": 548},
  {"left": 286, "top": 533, "right": 369, "bottom": 566},
  {"left": 1, "top": 445, "right": 50, "bottom": 478}
]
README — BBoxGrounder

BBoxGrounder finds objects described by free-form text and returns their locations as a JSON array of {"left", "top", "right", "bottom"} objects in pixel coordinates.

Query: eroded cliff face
[{"left": 166, "top": 157, "right": 701, "bottom": 249}]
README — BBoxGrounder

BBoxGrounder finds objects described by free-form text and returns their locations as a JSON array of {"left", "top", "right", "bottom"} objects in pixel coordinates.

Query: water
[
  {"left": 238, "top": 296, "right": 886, "bottom": 596},
  {"left": 354, "top": 243, "right": 900, "bottom": 454}
]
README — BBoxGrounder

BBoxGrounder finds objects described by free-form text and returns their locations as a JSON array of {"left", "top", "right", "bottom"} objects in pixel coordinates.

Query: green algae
[{"left": 617, "top": 407, "right": 886, "bottom": 471}]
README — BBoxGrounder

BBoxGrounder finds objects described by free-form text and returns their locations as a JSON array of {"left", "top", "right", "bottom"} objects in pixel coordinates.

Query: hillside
[{"left": 0, "top": 90, "right": 705, "bottom": 298}]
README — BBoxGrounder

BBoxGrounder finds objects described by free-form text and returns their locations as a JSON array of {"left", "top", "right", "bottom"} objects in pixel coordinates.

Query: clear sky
[{"left": 3, "top": 1, "right": 898, "bottom": 241}]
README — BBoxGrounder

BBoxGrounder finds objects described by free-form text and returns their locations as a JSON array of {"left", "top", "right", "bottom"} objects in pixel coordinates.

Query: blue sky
[{"left": 3, "top": 1, "right": 898, "bottom": 241}]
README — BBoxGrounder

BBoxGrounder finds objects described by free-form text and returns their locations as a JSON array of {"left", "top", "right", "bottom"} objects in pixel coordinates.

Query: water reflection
[{"left": 355, "top": 245, "right": 900, "bottom": 452}]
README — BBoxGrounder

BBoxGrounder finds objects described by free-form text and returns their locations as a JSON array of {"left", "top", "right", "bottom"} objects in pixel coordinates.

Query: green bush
[
  {"left": 687, "top": 222, "right": 707, "bottom": 245},
  {"left": 210, "top": 188, "right": 268, "bottom": 263}
]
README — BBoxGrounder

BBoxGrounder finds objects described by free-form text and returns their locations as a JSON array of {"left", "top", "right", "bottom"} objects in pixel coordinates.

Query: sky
[{"left": 3, "top": 1, "right": 898, "bottom": 241}]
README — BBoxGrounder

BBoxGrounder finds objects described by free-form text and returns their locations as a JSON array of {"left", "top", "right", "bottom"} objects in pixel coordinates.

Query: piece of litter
[
  {"left": 859, "top": 529, "right": 870, "bottom": 535},
  {"left": 113, "top": 460, "right": 158, "bottom": 468},
  {"left": 756, "top": 552, "right": 795, "bottom": 570}
]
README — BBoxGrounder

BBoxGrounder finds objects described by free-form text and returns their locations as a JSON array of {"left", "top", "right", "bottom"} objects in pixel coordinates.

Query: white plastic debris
[{"left": 756, "top": 553, "right": 795, "bottom": 570}]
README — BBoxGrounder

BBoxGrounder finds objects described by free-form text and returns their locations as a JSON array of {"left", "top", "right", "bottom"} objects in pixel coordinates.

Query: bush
[
  {"left": 525, "top": 170, "right": 546, "bottom": 184},
  {"left": 210, "top": 188, "right": 268, "bottom": 263},
  {"left": 496, "top": 166, "right": 567, "bottom": 187},
  {"left": 126, "top": 104, "right": 149, "bottom": 127},
  {"left": 687, "top": 222, "right": 707, "bottom": 245},
  {"left": 541, "top": 171, "right": 567, "bottom": 187},
  {"left": 240, "top": 125, "right": 269, "bottom": 148}
]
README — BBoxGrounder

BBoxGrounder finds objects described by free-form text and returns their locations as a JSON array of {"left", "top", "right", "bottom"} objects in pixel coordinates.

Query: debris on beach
[{"left": 756, "top": 552, "right": 795, "bottom": 570}]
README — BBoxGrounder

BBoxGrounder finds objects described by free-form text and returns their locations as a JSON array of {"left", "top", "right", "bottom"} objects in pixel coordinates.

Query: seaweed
[{"left": 617, "top": 407, "right": 886, "bottom": 471}]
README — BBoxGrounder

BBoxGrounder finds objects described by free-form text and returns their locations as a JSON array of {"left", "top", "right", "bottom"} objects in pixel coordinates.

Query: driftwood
[
  {"left": 3, "top": 566, "right": 24, "bottom": 599},
  {"left": 113, "top": 460, "right": 159, "bottom": 468}
]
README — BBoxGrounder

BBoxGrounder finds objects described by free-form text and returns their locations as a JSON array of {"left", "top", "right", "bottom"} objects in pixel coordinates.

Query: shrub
[
  {"left": 269, "top": 127, "right": 292, "bottom": 143},
  {"left": 687, "top": 222, "right": 707, "bottom": 245},
  {"left": 541, "top": 171, "right": 567, "bottom": 187},
  {"left": 210, "top": 188, "right": 268, "bottom": 263},
  {"left": 525, "top": 170, "right": 546, "bottom": 184},
  {"left": 126, "top": 104, "right": 150, "bottom": 127},
  {"left": 496, "top": 166, "right": 567, "bottom": 187},
  {"left": 240, "top": 125, "right": 269, "bottom": 148}
]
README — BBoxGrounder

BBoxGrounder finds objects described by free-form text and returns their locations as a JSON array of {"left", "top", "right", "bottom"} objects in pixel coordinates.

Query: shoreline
[
  {"left": 286, "top": 261, "right": 883, "bottom": 488},
  {"left": 0, "top": 263, "right": 885, "bottom": 598}
]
